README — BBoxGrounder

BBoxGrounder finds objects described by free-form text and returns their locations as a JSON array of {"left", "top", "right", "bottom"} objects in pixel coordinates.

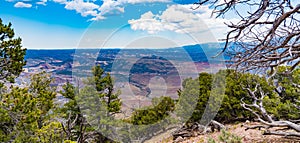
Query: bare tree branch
[
  {"left": 264, "top": 130, "right": 300, "bottom": 137},
  {"left": 195, "top": 0, "right": 300, "bottom": 73},
  {"left": 241, "top": 83, "right": 300, "bottom": 136}
]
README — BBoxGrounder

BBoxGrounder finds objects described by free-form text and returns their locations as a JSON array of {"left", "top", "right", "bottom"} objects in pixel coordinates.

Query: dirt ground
[{"left": 153, "top": 122, "right": 300, "bottom": 143}]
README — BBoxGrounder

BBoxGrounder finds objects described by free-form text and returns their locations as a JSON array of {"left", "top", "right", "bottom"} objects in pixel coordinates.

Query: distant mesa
[
  {"left": 39, "top": 62, "right": 52, "bottom": 69},
  {"left": 63, "top": 62, "right": 72, "bottom": 69},
  {"left": 129, "top": 55, "right": 181, "bottom": 97}
]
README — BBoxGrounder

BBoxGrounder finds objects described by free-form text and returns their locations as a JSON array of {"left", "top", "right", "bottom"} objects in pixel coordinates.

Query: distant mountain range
[{"left": 25, "top": 43, "right": 227, "bottom": 64}]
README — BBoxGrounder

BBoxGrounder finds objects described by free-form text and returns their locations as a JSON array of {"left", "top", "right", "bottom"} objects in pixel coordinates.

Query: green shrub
[{"left": 208, "top": 129, "right": 242, "bottom": 143}]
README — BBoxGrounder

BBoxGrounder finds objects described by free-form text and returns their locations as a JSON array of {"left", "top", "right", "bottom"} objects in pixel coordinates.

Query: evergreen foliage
[
  {"left": 130, "top": 96, "right": 175, "bottom": 125},
  {"left": 180, "top": 70, "right": 265, "bottom": 124},
  {"left": 58, "top": 65, "right": 121, "bottom": 142},
  {"left": 0, "top": 18, "right": 26, "bottom": 88},
  {"left": 0, "top": 72, "right": 56, "bottom": 142}
]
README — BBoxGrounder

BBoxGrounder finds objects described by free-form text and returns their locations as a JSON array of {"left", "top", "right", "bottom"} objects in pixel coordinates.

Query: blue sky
[{"left": 0, "top": 0, "right": 235, "bottom": 49}]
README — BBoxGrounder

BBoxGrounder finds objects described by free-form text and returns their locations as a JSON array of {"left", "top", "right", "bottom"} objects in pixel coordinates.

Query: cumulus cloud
[
  {"left": 64, "top": 0, "right": 100, "bottom": 17},
  {"left": 8, "top": 0, "right": 171, "bottom": 20},
  {"left": 129, "top": 11, "right": 169, "bottom": 34},
  {"left": 128, "top": 4, "right": 237, "bottom": 34},
  {"left": 97, "top": 0, "right": 124, "bottom": 16},
  {"left": 52, "top": 0, "right": 170, "bottom": 20},
  {"left": 14, "top": 2, "right": 32, "bottom": 8},
  {"left": 92, "top": 0, "right": 170, "bottom": 20}
]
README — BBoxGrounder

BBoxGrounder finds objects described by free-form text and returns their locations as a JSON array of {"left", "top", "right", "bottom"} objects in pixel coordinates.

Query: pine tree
[
  {"left": 60, "top": 66, "right": 121, "bottom": 142},
  {"left": 0, "top": 72, "right": 57, "bottom": 142},
  {"left": 91, "top": 65, "right": 121, "bottom": 115},
  {"left": 0, "top": 18, "right": 26, "bottom": 88}
]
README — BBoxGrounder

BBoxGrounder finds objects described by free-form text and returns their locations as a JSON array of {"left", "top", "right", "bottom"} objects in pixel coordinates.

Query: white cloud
[
  {"left": 36, "top": 0, "right": 47, "bottom": 6},
  {"left": 53, "top": 0, "right": 67, "bottom": 4},
  {"left": 128, "top": 11, "right": 167, "bottom": 34},
  {"left": 52, "top": 0, "right": 170, "bottom": 20},
  {"left": 64, "top": 0, "right": 100, "bottom": 17},
  {"left": 53, "top": 0, "right": 104, "bottom": 19},
  {"left": 94, "top": 0, "right": 170, "bottom": 19},
  {"left": 90, "top": 14, "right": 106, "bottom": 21},
  {"left": 98, "top": 0, "right": 124, "bottom": 16},
  {"left": 128, "top": 4, "right": 237, "bottom": 34},
  {"left": 14, "top": 2, "right": 32, "bottom": 8},
  {"left": 124, "top": 0, "right": 171, "bottom": 4}
]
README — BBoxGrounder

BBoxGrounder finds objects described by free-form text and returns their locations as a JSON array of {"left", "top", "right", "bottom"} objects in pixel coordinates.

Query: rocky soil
[{"left": 151, "top": 122, "right": 300, "bottom": 143}]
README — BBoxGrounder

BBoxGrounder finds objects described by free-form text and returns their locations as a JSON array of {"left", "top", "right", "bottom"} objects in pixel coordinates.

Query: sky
[{"left": 0, "top": 0, "right": 238, "bottom": 49}]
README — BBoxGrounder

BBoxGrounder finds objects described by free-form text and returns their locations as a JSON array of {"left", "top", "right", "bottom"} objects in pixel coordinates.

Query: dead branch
[
  {"left": 172, "top": 120, "right": 226, "bottom": 140},
  {"left": 245, "top": 125, "right": 270, "bottom": 131},
  {"left": 195, "top": 1, "right": 300, "bottom": 138},
  {"left": 241, "top": 83, "right": 300, "bottom": 136},
  {"left": 264, "top": 130, "right": 300, "bottom": 137},
  {"left": 210, "top": 120, "right": 226, "bottom": 132},
  {"left": 195, "top": 0, "right": 300, "bottom": 73}
]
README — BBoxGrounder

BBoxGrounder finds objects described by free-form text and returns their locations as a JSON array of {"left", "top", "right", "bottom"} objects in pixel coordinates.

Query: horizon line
[{"left": 24, "top": 42, "right": 225, "bottom": 50}]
